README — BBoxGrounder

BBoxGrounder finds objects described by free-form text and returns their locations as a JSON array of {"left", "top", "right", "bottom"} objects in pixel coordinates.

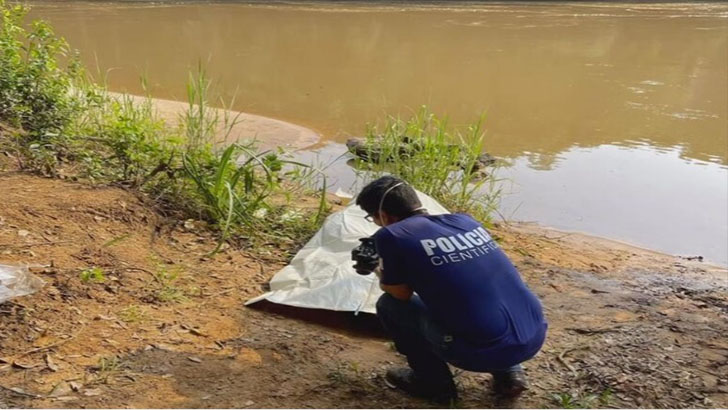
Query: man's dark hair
[{"left": 356, "top": 176, "right": 423, "bottom": 219}]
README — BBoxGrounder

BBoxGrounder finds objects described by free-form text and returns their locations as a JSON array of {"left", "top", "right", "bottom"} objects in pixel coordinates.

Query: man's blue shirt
[{"left": 374, "top": 213, "right": 547, "bottom": 350}]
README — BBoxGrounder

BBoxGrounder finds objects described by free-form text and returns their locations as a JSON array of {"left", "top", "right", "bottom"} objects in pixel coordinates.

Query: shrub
[
  {"left": 353, "top": 107, "right": 501, "bottom": 224},
  {"left": 0, "top": 1, "right": 80, "bottom": 139}
]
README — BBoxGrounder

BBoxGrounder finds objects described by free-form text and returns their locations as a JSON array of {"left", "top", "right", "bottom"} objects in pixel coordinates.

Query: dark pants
[{"left": 376, "top": 293, "right": 523, "bottom": 384}]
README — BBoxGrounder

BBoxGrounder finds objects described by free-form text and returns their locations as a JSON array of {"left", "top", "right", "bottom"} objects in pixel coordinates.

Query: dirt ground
[{"left": 0, "top": 172, "right": 726, "bottom": 408}]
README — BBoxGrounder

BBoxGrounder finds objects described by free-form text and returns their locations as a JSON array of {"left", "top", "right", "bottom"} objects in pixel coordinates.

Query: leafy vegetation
[
  {"left": 352, "top": 107, "right": 501, "bottom": 224},
  {"left": 79, "top": 267, "right": 106, "bottom": 283},
  {"left": 117, "top": 305, "right": 146, "bottom": 323},
  {"left": 149, "top": 260, "right": 187, "bottom": 303},
  {"left": 0, "top": 1, "right": 328, "bottom": 253},
  {"left": 552, "top": 388, "right": 613, "bottom": 408}
]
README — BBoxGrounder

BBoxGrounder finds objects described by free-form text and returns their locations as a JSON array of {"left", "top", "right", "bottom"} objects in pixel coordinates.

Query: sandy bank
[{"left": 115, "top": 93, "right": 320, "bottom": 151}]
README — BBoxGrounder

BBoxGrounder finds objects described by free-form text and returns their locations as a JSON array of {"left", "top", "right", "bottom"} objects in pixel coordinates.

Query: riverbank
[
  {"left": 0, "top": 172, "right": 726, "bottom": 409},
  {"left": 116, "top": 93, "right": 320, "bottom": 151}
]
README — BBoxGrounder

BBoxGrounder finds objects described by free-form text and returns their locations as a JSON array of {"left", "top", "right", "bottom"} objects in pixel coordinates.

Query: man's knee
[{"left": 376, "top": 292, "right": 399, "bottom": 317}]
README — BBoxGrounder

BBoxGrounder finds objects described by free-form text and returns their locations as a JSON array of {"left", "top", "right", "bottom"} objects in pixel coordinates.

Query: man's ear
[{"left": 380, "top": 210, "right": 398, "bottom": 226}]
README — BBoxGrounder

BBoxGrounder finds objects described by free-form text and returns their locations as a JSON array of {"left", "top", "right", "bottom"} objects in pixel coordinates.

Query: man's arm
[
  {"left": 380, "top": 283, "right": 413, "bottom": 301},
  {"left": 374, "top": 265, "right": 413, "bottom": 301}
]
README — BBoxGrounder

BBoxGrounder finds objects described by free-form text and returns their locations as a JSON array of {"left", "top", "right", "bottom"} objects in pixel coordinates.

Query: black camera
[{"left": 351, "top": 237, "right": 379, "bottom": 275}]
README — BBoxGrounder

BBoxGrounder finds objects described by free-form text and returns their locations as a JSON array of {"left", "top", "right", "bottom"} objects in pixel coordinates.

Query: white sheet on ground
[{"left": 245, "top": 191, "right": 449, "bottom": 314}]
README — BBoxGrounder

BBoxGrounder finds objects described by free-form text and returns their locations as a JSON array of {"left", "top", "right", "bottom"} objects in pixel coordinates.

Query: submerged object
[{"left": 345, "top": 137, "right": 496, "bottom": 175}]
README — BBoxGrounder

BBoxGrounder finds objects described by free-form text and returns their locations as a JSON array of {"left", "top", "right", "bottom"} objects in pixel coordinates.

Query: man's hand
[{"left": 373, "top": 263, "right": 383, "bottom": 279}]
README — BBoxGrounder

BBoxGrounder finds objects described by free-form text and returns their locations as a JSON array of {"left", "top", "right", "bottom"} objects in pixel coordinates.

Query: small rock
[
  {"left": 244, "top": 400, "right": 255, "bottom": 406},
  {"left": 187, "top": 356, "right": 202, "bottom": 363},
  {"left": 17, "top": 229, "right": 29, "bottom": 237}
]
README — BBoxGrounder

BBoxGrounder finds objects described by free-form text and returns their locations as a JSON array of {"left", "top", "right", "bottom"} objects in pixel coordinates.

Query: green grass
[
  {"left": 552, "top": 388, "right": 613, "bottom": 408},
  {"left": 352, "top": 107, "right": 501, "bottom": 225},
  {"left": 117, "top": 305, "right": 146, "bottom": 323},
  {"left": 79, "top": 267, "right": 106, "bottom": 283},
  {"left": 149, "top": 260, "right": 187, "bottom": 303}
]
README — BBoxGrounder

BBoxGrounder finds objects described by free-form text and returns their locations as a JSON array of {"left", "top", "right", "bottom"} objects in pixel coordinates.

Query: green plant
[
  {"left": 0, "top": 1, "right": 80, "bottom": 139},
  {"left": 552, "top": 388, "right": 613, "bottom": 408},
  {"left": 94, "top": 355, "right": 122, "bottom": 384},
  {"left": 0, "top": 1, "right": 85, "bottom": 175},
  {"left": 118, "top": 305, "right": 146, "bottom": 323},
  {"left": 81, "top": 92, "right": 175, "bottom": 186},
  {"left": 152, "top": 262, "right": 187, "bottom": 303},
  {"left": 79, "top": 267, "right": 105, "bottom": 283},
  {"left": 182, "top": 142, "right": 325, "bottom": 254},
  {"left": 353, "top": 107, "right": 501, "bottom": 225}
]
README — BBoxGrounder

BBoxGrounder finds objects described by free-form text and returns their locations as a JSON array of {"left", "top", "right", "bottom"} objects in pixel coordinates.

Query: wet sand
[{"left": 116, "top": 93, "right": 320, "bottom": 151}]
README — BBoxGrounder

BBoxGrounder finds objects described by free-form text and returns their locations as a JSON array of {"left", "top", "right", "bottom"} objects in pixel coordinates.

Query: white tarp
[{"left": 246, "top": 191, "right": 449, "bottom": 314}]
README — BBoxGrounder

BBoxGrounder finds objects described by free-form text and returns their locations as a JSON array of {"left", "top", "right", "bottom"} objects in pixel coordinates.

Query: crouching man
[{"left": 355, "top": 176, "right": 547, "bottom": 404}]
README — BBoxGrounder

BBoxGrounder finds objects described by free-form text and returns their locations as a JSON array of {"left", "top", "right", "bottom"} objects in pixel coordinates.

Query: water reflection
[{"left": 498, "top": 144, "right": 728, "bottom": 266}]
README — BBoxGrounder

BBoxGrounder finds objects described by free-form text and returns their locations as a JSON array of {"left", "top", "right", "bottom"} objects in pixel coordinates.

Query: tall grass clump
[{"left": 352, "top": 107, "right": 501, "bottom": 224}]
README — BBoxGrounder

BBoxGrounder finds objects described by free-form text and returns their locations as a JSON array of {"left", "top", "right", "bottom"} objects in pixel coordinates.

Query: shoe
[
  {"left": 385, "top": 367, "right": 458, "bottom": 404},
  {"left": 492, "top": 370, "right": 528, "bottom": 398}
]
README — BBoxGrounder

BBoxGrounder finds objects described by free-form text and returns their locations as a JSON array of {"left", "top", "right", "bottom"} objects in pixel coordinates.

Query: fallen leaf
[
  {"left": 10, "top": 387, "right": 33, "bottom": 396},
  {"left": 17, "top": 229, "right": 30, "bottom": 237},
  {"left": 83, "top": 388, "right": 103, "bottom": 397},
  {"left": 12, "top": 360, "right": 37, "bottom": 369},
  {"left": 45, "top": 354, "right": 59, "bottom": 372},
  {"left": 48, "top": 382, "right": 72, "bottom": 398},
  {"left": 180, "top": 323, "right": 208, "bottom": 337},
  {"left": 69, "top": 381, "right": 82, "bottom": 392}
]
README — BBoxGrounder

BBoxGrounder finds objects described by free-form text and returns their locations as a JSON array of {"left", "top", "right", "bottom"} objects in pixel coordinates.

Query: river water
[{"left": 27, "top": 1, "right": 728, "bottom": 265}]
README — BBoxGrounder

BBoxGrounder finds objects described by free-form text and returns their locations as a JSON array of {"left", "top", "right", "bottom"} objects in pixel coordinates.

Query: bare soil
[{"left": 0, "top": 172, "right": 726, "bottom": 408}]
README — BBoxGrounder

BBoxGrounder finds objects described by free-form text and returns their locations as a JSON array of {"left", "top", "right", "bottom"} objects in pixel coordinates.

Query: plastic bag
[{"left": 0, "top": 264, "right": 45, "bottom": 303}]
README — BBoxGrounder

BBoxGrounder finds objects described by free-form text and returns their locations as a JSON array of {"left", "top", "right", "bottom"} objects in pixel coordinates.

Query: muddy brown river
[{"left": 26, "top": 1, "right": 728, "bottom": 265}]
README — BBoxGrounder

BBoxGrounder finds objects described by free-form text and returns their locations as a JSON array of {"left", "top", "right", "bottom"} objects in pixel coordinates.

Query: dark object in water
[
  {"left": 679, "top": 255, "right": 704, "bottom": 262},
  {"left": 345, "top": 137, "right": 496, "bottom": 175}
]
